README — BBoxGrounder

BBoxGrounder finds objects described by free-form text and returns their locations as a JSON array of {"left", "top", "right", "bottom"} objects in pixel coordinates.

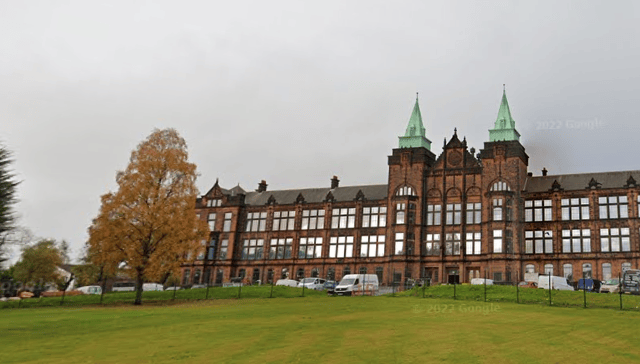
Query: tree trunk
[{"left": 134, "top": 269, "right": 144, "bottom": 305}]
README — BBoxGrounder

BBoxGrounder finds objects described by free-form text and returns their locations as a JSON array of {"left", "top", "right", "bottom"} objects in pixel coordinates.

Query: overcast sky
[{"left": 1, "top": 1, "right": 639, "bottom": 265}]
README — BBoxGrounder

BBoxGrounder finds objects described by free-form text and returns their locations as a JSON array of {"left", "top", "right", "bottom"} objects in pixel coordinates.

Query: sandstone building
[{"left": 185, "top": 90, "right": 639, "bottom": 286}]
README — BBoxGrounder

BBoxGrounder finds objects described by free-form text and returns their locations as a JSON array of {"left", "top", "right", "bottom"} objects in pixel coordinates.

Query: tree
[
  {"left": 13, "top": 239, "right": 65, "bottom": 290},
  {"left": 88, "top": 129, "right": 208, "bottom": 305},
  {"left": 0, "top": 144, "right": 20, "bottom": 264}
]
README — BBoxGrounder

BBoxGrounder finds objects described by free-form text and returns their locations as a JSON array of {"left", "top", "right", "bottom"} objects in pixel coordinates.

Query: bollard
[{"left": 516, "top": 281, "right": 520, "bottom": 304}]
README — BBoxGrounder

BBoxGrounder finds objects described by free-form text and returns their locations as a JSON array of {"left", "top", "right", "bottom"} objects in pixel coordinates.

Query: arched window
[
  {"left": 563, "top": 264, "right": 573, "bottom": 280},
  {"left": 395, "top": 185, "right": 416, "bottom": 196},
  {"left": 525, "top": 264, "right": 536, "bottom": 273},
  {"left": 359, "top": 267, "right": 367, "bottom": 274},
  {"left": 544, "top": 264, "right": 553, "bottom": 275},
  {"left": 311, "top": 268, "right": 319, "bottom": 278},
  {"left": 490, "top": 180, "right": 512, "bottom": 192},
  {"left": 602, "top": 263, "right": 612, "bottom": 281},
  {"left": 582, "top": 263, "right": 592, "bottom": 279}
]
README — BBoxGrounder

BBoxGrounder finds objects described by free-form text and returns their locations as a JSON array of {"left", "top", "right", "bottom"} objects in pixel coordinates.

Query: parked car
[
  {"left": 622, "top": 269, "right": 640, "bottom": 295},
  {"left": 191, "top": 284, "right": 206, "bottom": 289},
  {"left": 298, "top": 278, "right": 326, "bottom": 290},
  {"left": 323, "top": 280, "right": 337, "bottom": 292},
  {"left": 577, "top": 279, "right": 602, "bottom": 292},
  {"left": 165, "top": 286, "right": 182, "bottom": 291},
  {"left": 470, "top": 278, "right": 494, "bottom": 285},
  {"left": 538, "top": 275, "right": 574, "bottom": 291},
  {"left": 76, "top": 286, "right": 102, "bottom": 295},
  {"left": 112, "top": 282, "right": 136, "bottom": 292},
  {"left": 334, "top": 274, "right": 379, "bottom": 296},
  {"left": 275, "top": 279, "right": 299, "bottom": 288},
  {"left": 142, "top": 283, "right": 164, "bottom": 291},
  {"left": 600, "top": 279, "right": 620, "bottom": 293}
]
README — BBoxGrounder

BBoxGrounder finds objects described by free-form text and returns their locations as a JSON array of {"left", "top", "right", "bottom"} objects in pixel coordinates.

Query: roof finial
[
  {"left": 416, "top": 92, "right": 419, "bottom": 101},
  {"left": 454, "top": 127, "right": 457, "bottom": 135},
  {"left": 503, "top": 84, "right": 506, "bottom": 92}
]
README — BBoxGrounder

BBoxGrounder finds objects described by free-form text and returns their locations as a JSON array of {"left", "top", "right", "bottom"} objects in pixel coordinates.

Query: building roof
[
  {"left": 243, "top": 184, "right": 388, "bottom": 206},
  {"left": 489, "top": 87, "right": 521, "bottom": 142},
  {"left": 524, "top": 171, "right": 640, "bottom": 193},
  {"left": 398, "top": 95, "right": 432, "bottom": 150}
]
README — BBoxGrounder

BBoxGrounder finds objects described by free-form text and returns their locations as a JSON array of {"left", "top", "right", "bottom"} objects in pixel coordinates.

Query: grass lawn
[{"left": 1, "top": 295, "right": 638, "bottom": 364}]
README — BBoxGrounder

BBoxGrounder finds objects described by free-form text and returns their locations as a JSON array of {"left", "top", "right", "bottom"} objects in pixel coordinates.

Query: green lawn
[{"left": 1, "top": 295, "right": 638, "bottom": 364}]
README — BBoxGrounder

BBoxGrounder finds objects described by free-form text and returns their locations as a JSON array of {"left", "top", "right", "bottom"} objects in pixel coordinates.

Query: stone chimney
[
  {"left": 542, "top": 168, "right": 548, "bottom": 177},
  {"left": 257, "top": 180, "right": 268, "bottom": 192},
  {"left": 331, "top": 175, "right": 340, "bottom": 189}
]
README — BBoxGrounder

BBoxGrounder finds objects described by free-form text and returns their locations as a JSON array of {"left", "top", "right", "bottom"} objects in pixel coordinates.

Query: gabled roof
[
  {"left": 243, "top": 184, "right": 388, "bottom": 206},
  {"left": 524, "top": 171, "right": 640, "bottom": 193}
]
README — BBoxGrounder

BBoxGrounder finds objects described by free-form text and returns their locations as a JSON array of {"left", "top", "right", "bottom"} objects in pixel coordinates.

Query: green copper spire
[
  {"left": 489, "top": 85, "right": 521, "bottom": 142},
  {"left": 399, "top": 93, "right": 432, "bottom": 149}
]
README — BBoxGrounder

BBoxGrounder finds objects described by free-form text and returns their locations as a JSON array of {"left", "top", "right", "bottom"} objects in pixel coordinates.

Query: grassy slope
[{"left": 1, "top": 296, "right": 638, "bottom": 364}]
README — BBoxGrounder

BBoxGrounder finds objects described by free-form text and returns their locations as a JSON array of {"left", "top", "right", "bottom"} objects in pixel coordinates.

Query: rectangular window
[
  {"left": 196, "top": 240, "right": 206, "bottom": 260},
  {"left": 561, "top": 198, "right": 589, "bottom": 221},
  {"left": 273, "top": 211, "right": 295, "bottom": 231},
  {"left": 492, "top": 199, "right": 503, "bottom": 221},
  {"left": 241, "top": 239, "right": 264, "bottom": 260},
  {"left": 445, "top": 204, "right": 461, "bottom": 225},
  {"left": 298, "top": 237, "right": 323, "bottom": 259},
  {"left": 465, "top": 232, "right": 481, "bottom": 255},
  {"left": 207, "top": 238, "right": 216, "bottom": 260},
  {"left": 218, "top": 239, "right": 228, "bottom": 260},
  {"left": 493, "top": 230, "right": 503, "bottom": 253},
  {"left": 331, "top": 208, "right": 356, "bottom": 229},
  {"left": 466, "top": 203, "right": 481, "bottom": 224},
  {"left": 223, "top": 212, "right": 232, "bottom": 232},
  {"left": 206, "top": 199, "right": 222, "bottom": 207},
  {"left": 360, "top": 235, "right": 386, "bottom": 257},
  {"left": 269, "top": 238, "right": 293, "bottom": 259},
  {"left": 424, "top": 233, "right": 440, "bottom": 256},
  {"left": 207, "top": 213, "right": 217, "bottom": 231},
  {"left": 245, "top": 212, "right": 267, "bottom": 232},
  {"left": 395, "top": 203, "right": 406, "bottom": 225},
  {"left": 362, "top": 206, "right": 387, "bottom": 228},
  {"left": 598, "top": 196, "right": 629, "bottom": 219},
  {"left": 525, "top": 230, "right": 553, "bottom": 254},
  {"left": 524, "top": 199, "right": 553, "bottom": 222},
  {"left": 445, "top": 233, "right": 461, "bottom": 255},
  {"left": 600, "top": 228, "right": 630, "bottom": 252},
  {"left": 394, "top": 233, "right": 404, "bottom": 255},
  {"left": 426, "top": 204, "right": 442, "bottom": 225},
  {"left": 329, "top": 236, "right": 354, "bottom": 258},
  {"left": 561, "top": 229, "right": 591, "bottom": 253},
  {"left": 301, "top": 209, "right": 325, "bottom": 230}
]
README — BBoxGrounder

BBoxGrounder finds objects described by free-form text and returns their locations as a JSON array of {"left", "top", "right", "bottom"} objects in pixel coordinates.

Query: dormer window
[
  {"left": 490, "top": 181, "right": 511, "bottom": 192},
  {"left": 207, "top": 199, "right": 222, "bottom": 207},
  {"left": 395, "top": 185, "right": 416, "bottom": 196}
]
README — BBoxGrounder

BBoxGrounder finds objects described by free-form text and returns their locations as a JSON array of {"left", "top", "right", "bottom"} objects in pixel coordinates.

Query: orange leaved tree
[{"left": 88, "top": 129, "right": 209, "bottom": 305}]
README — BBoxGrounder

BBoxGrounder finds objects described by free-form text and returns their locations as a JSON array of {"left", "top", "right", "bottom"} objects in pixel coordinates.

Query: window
[
  {"left": 602, "top": 263, "right": 612, "bottom": 281},
  {"left": 561, "top": 198, "right": 589, "bottom": 220},
  {"left": 223, "top": 212, "right": 233, "bottom": 232},
  {"left": 206, "top": 199, "right": 221, "bottom": 207},
  {"left": 218, "top": 239, "right": 228, "bottom": 259},
  {"left": 563, "top": 264, "right": 573, "bottom": 280},
  {"left": 207, "top": 213, "right": 217, "bottom": 231},
  {"left": 445, "top": 204, "right": 461, "bottom": 225},
  {"left": 311, "top": 268, "right": 319, "bottom": 277},
  {"left": 426, "top": 204, "right": 442, "bottom": 225},
  {"left": 525, "top": 200, "right": 552, "bottom": 222},
  {"left": 562, "top": 229, "right": 591, "bottom": 253},
  {"left": 343, "top": 266, "right": 351, "bottom": 279},
  {"left": 362, "top": 207, "right": 387, "bottom": 228},
  {"left": 544, "top": 264, "right": 553, "bottom": 275},
  {"left": 298, "top": 237, "right": 323, "bottom": 259},
  {"left": 493, "top": 230, "right": 503, "bottom": 253},
  {"left": 296, "top": 268, "right": 305, "bottom": 279},
  {"left": 582, "top": 263, "right": 593, "bottom": 279},
  {"left": 598, "top": 196, "right": 629, "bottom": 219},
  {"left": 493, "top": 272, "right": 503, "bottom": 282},
  {"left": 241, "top": 239, "right": 264, "bottom": 260},
  {"left": 525, "top": 264, "right": 535, "bottom": 273},
  {"left": 302, "top": 209, "right": 325, "bottom": 230},
  {"left": 600, "top": 228, "right": 630, "bottom": 252},
  {"left": 327, "top": 268, "right": 335, "bottom": 281},
  {"left": 182, "top": 269, "right": 191, "bottom": 285},
  {"left": 395, "top": 203, "right": 406, "bottom": 224},
  {"left": 622, "top": 262, "right": 632, "bottom": 273},
  {"left": 525, "top": 231, "right": 553, "bottom": 254},
  {"left": 360, "top": 235, "right": 385, "bottom": 257},
  {"left": 491, "top": 181, "right": 511, "bottom": 191},
  {"left": 465, "top": 232, "right": 481, "bottom": 255},
  {"left": 329, "top": 236, "right": 354, "bottom": 258},
  {"left": 273, "top": 211, "right": 295, "bottom": 231},
  {"left": 396, "top": 185, "right": 415, "bottom": 196},
  {"left": 196, "top": 240, "right": 206, "bottom": 260},
  {"left": 245, "top": 212, "right": 267, "bottom": 232},
  {"left": 359, "top": 267, "right": 367, "bottom": 274},
  {"left": 492, "top": 199, "right": 503, "bottom": 221},
  {"left": 424, "top": 234, "right": 440, "bottom": 256},
  {"left": 238, "top": 269, "right": 246, "bottom": 279},
  {"left": 466, "top": 203, "right": 481, "bottom": 224},
  {"left": 269, "top": 238, "right": 293, "bottom": 259},
  {"left": 375, "top": 267, "right": 384, "bottom": 283},
  {"left": 331, "top": 208, "right": 356, "bottom": 229},
  {"left": 445, "top": 233, "right": 461, "bottom": 255},
  {"left": 207, "top": 238, "right": 216, "bottom": 260},
  {"left": 394, "top": 233, "right": 404, "bottom": 255}
]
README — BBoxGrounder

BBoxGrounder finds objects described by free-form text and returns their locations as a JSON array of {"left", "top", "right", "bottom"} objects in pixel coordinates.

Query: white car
[
  {"left": 76, "top": 285, "right": 102, "bottom": 295},
  {"left": 298, "top": 278, "right": 326, "bottom": 290},
  {"left": 142, "top": 283, "right": 164, "bottom": 291},
  {"left": 275, "top": 279, "right": 299, "bottom": 287},
  {"left": 470, "top": 278, "right": 494, "bottom": 285},
  {"left": 112, "top": 282, "right": 136, "bottom": 292},
  {"left": 165, "top": 286, "right": 182, "bottom": 291}
]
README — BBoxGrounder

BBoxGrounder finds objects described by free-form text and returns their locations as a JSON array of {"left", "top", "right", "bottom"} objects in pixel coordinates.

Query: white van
[
  {"left": 538, "top": 275, "right": 574, "bottom": 291},
  {"left": 275, "top": 279, "right": 299, "bottom": 288},
  {"left": 334, "top": 274, "right": 379, "bottom": 296},
  {"left": 298, "top": 278, "right": 326, "bottom": 290},
  {"left": 77, "top": 285, "right": 102, "bottom": 295},
  {"left": 112, "top": 282, "right": 136, "bottom": 292},
  {"left": 143, "top": 283, "right": 164, "bottom": 291}
]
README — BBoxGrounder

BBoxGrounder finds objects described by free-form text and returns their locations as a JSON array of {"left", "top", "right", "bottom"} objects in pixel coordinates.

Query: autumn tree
[
  {"left": 13, "top": 239, "right": 66, "bottom": 289},
  {"left": 0, "top": 144, "right": 20, "bottom": 264},
  {"left": 88, "top": 128, "right": 208, "bottom": 305}
]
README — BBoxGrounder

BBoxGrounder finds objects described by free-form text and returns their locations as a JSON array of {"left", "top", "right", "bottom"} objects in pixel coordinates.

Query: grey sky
[{"left": 1, "top": 1, "right": 639, "bottom": 265}]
